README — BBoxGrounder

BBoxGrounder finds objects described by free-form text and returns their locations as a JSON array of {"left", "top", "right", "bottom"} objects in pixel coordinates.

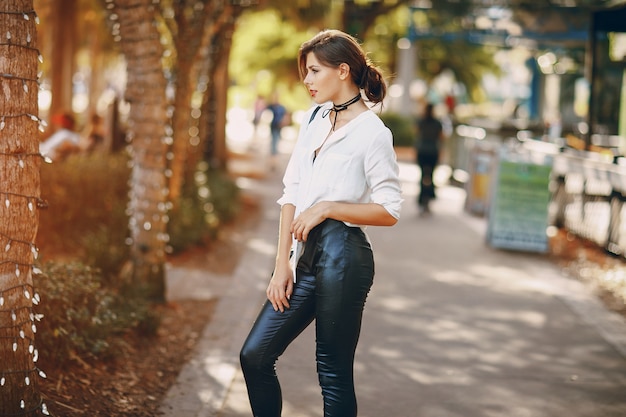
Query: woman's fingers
[
  {"left": 291, "top": 218, "right": 311, "bottom": 242},
  {"left": 267, "top": 284, "right": 291, "bottom": 313}
]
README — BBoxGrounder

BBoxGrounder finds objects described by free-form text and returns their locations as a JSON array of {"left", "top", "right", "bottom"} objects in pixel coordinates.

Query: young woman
[{"left": 240, "top": 29, "right": 403, "bottom": 417}]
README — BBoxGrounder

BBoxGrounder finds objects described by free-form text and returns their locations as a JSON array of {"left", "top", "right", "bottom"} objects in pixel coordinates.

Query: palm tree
[
  {"left": 104, "top": 0, "right": 170, "bottom": 300},
  {"left": 0, "top": 1, "right": 47, "bottom": 415}
]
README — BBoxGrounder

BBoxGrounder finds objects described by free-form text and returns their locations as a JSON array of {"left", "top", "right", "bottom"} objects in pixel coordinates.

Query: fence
[
  {"left": 551, "top": 148, "right": 626, "bottom": 256},
  {"left": 450, "top": 126, "right": 626, "bottom": 256}
]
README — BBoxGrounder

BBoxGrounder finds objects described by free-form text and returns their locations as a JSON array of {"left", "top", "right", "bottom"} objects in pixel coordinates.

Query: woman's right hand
[{"left": 266, "top": 262, "right": 293, "bottom": 313}]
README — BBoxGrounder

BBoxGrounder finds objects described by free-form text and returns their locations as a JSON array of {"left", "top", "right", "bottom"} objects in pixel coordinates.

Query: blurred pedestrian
[
  {"left": 266, "top": 93, "right": 287, "bottom": 156},
  {"left": 39, "top": 112, "right": 81, "bottom": 161},
  {"left": 415, "top": 102, "right": 443, "bottom": 213},
  {"left": 240, "top": 29, "right": 402, "bottom": 417}
]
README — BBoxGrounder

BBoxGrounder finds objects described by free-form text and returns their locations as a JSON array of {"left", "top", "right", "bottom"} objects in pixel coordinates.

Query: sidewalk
[{"left": 160, "top": 153, "right": 626, "bottom": 417}]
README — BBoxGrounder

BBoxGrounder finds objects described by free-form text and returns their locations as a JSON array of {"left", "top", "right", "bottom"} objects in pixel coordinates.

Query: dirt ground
[
  {"left": 549, "top": 228, "right": 626, "bottom": 316},
  {"left": 36, "top": 203, "right": 626, "bottom": 416},
  {"left": 39, "top": 299, "right": 217, "bottom": 416}
]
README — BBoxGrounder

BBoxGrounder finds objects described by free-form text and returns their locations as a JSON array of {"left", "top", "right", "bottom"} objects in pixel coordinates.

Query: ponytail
[{"left": 360, "top": 64, "right": 386, "bottom": 104}]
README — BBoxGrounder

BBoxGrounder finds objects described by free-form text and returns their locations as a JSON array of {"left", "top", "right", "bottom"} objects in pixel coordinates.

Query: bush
[
  {"left": 39, "top": 153, "right": 242, "bottom": 270},
  {"left": 36, "top": 152, "right": 242, "bottom": 365},
  {"left": 380, "top": 112, "right": 415, "bottom": 147},
  {"left": 38, "top": 152, "right": 131, "bottom": 277},
  {"left": 167, "top": 162, "right": 241, "bottom": 253},
  {"left": 33, "top": 262, "right": 157, "bottom": 363}
]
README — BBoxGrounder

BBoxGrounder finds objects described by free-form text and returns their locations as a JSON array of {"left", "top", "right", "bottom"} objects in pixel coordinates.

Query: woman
[{"left": 240, "top": 29, "right": 403, "bottom": 417}]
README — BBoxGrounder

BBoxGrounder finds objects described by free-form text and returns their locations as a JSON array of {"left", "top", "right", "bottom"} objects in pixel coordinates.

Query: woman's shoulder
[
  {"left": 360, "top": 110, "right": 392, "bottom": 135},
  {"left": 346, "top": 111, "right": 392, "bottom": 148}
]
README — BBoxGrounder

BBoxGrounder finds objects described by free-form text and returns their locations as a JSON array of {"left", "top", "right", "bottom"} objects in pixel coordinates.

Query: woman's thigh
[
  {"left": 241, "top": 274, "right": 317, "bottom": 364},
  {"left": 312, "top": 221, "right": 375, "bottom": 361}
]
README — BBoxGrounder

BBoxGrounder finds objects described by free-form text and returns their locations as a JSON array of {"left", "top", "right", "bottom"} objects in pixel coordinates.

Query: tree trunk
[
  {"left": 0, "top": 1, "right": 45, "bottom": 415},
  {"left": 167, "top": 1, "right": 240, "bottom": 206},
  {"left": 48, "top": 0, "right": 77, "bottom": 118},
  {"left": 198, "top": 5, "right": 241, "bottom": 172},
  {"left": 167, "top": 57, "right": 195, "bottom": 207},
  {"left": 112, "top": 0, "right": 169, "bottom": 301},
  {"left": 211, "top": 27, "right": 234, "bottom": 171},
  {"left": 165, "top": 1, "right": 209, "bottom": 207}
]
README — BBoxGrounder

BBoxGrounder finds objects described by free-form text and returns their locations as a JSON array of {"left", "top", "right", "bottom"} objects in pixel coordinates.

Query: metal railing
[
  {"left": 450, "top": 126, "right": 626, "bottom": 256},
  {"left": 550, "top": 149, "right": 626, "bottom": 256}
]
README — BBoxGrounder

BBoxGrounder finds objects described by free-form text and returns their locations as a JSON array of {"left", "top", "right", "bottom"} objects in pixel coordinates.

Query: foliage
[
  {"left": 38, "top": 151, "right": 243, "bottom": 267},
  {"left": 264, "top": 0, "right": 329, "bottom": 29},
  {"left": 229, "top": 10, "right": 316, "bottom": 111},
  {"left": 231, "top": 5, "right": 501, "bottom": 112},
  {"left": 35, "top": 152, "right": 242, "bottom": 365},
  {"left": 167, "top": 162, "right": 241, "bottom": 253},
  {"left": 380, "top": 112, "right": 415, "bottom": 147},
  {"left": 33, "top": 261, "right": 158, "bottom": 363},
  {"left": 38, "top": 152, "right": 131, "bottom": 277},
  {"left": 417, "top": 38, "right": 500, "bottom": 103},
  {"left": 367, "top": 5, "right": 501, "bottom": 103}
]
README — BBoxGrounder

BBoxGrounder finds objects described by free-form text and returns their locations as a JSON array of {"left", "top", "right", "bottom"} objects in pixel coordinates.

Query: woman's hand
[
  {"left": 266, "top": 262, "right": 294, "bottom": 313},
  {"left": 291, "top": 201, "right": 331, "bottom": 242}
]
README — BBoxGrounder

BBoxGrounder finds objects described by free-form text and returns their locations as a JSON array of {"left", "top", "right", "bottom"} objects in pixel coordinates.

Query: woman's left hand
[{"left": 291, "top": 201, "right": 331, "bottom": 242}]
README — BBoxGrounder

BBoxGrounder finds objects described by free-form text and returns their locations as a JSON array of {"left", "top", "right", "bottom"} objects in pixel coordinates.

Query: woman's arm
[
  {"left": 291, "top": 201, "right": 397, "bottom": 242},
  {"left": 267, "top": 204, "right": 296, "bottom": 312}
]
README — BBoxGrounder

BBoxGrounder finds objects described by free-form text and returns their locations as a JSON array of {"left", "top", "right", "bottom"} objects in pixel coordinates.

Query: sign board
[
  {"left": 465, "top": 144, "right": 496, "bottom": 216},
  {"left": 486, "top": 153, "right": 552, "bottom": 253}
]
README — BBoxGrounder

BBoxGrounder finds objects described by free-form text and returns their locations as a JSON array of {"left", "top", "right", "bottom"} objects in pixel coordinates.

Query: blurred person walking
[
  {"left": 415, "top": 102, "right": 443, "bottom": 213},
  {"left": 239, "top": 29, "right": 402, "bottom": 417},
  {"left": 266, "top": 94, "right": 287, "bottom": 157}
]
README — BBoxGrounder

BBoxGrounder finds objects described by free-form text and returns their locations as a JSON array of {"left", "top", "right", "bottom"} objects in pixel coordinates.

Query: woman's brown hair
[{"left": 298, "top": 29, "right": 386, "bottom": 104}]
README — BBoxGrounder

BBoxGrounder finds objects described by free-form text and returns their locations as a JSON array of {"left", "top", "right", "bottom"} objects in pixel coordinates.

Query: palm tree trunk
[
  {"left": 0, "top": 1, "right": 44, "bottom": 415},
  {"left": 48, "top": 0, "right": 77, "bottom": 119},
  {"left": 112, "top": 0, "right": 169, "bottom": 301}
]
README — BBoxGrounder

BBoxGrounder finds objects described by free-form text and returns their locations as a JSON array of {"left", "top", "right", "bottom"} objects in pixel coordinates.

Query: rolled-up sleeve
[
  {"left": 364, "top": 128, "right": 403, "bottom": 219},
  {"left": 276, "top": 150, "right": 300, "bottom": 207},
  {"left": 276, "top": 106, "right": 317, "bottom": 207}
]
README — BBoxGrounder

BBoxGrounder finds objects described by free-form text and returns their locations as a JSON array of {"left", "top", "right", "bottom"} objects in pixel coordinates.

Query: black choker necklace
[{"left": 322, "top": 92, "right": 362, "bottom": 130}]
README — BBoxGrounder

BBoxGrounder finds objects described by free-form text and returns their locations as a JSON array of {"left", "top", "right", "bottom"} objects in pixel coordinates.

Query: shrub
[
  {"left": 380, "top": 112, "right": 415, "bottom": 147},
  {"left": 36, "top": 152, "right": 242, "bottom": 365},
  {"left": 33, "top": 262, "right": 157, "bottom": 363},
  {"left": 167, "top": 162, "right": 241, "bottom": 253},
  {"left": 38, "top": 152, "right": 131, "bottom": 277},
  {"left": 39, "top": 152, "right": 242, "bottom": 270}
]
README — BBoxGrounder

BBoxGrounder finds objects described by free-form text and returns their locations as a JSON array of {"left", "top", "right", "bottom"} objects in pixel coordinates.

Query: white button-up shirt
[{"left": 277, "top": 103, "right": 403, "bottom": 275}]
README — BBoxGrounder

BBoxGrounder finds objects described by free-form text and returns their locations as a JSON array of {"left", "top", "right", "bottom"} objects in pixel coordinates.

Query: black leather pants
[{"left": 240, "top": 219, "right": 375, "bottom": 417}]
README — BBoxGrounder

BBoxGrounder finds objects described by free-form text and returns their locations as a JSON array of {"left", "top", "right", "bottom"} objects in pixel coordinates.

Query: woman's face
[{"left": 303, "top": 52, "right": 342, "bottom": 104}]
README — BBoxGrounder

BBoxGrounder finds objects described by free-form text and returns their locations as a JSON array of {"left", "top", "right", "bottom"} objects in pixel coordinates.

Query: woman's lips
[{"left": 310, "top": 90, "right": 317, "bottom": 97}]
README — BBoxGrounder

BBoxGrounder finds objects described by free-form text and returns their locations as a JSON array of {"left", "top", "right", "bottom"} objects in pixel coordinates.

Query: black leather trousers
[{"left": 240, "top": 219, "right": 375, "bottom": 417}]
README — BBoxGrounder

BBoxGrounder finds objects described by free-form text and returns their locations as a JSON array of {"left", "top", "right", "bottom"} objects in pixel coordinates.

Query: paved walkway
[{"left": 160, "top": 151, "right": 626, "bottom": 417}]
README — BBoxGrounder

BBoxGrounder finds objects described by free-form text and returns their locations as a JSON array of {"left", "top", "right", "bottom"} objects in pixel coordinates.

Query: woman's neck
[
  {"left": 327, "top": 93, "right": 367, "bottom": 131},
  {"left": 332, "top": 90, "right": 361, "bottom": 108}
]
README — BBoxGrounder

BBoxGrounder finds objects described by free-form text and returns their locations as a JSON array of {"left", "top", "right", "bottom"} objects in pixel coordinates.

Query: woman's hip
[{"left": 297, "top": 219, "right": 373, "bottom": 278}]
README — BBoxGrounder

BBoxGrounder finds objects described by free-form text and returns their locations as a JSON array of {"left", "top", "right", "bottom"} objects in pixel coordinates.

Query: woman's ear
[{"left": 338, "top": 63, "right": 351, "bottom": 80}]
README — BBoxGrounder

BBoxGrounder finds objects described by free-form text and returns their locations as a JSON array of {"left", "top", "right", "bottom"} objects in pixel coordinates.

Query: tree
[
  {"left": 46, "top": 0, "right": 77, "bottom": 119},
  {"left": 197, "top": 11, "right": 238, "bottom": 172},
  {"left": 0, "top": 1, "right": 48, "bottom": 416},
  {"left": 164, "top": 0, "right": 248, "bottom": 203},
  {"left": 161, "top": 0, "right": 254, "bottom": 205},
  {"left": 104, "top": 0, "right": 170, "bottom": 301}
]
